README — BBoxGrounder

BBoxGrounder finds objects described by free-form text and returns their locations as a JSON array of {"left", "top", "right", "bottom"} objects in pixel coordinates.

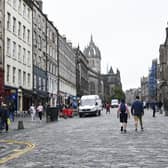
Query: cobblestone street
[{"left": 0, "top": 108, "right": 168, "bottom": 168}]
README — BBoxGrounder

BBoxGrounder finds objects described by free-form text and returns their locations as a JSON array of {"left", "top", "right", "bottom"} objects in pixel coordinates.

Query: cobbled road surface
[{"left": 0, "top": 108, "right": 168, "bottom": 168}]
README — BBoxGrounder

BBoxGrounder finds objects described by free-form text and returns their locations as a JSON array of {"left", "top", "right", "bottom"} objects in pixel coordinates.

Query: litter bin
[{"left": 46, "top": 107, "right": 59, "bottom": 122}]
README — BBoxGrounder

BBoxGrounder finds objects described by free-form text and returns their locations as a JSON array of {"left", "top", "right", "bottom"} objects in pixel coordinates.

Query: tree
[{"left": 111, "top": 86, "right": 125, "bottom": 101}]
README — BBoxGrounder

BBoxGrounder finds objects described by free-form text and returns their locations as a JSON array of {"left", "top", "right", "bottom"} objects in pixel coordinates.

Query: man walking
[{"left": 131, "top": 96, "right": 144, "bottom": 131}]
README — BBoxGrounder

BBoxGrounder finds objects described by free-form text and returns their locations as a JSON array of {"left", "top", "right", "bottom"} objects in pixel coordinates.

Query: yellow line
[{"left": 0, "top": 140, "right": 35, "bottom": 164}]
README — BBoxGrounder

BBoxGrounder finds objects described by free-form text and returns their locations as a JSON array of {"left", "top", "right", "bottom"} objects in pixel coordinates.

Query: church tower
[{"left": 83, "top": 35, "right": 101, "bottom": 73}]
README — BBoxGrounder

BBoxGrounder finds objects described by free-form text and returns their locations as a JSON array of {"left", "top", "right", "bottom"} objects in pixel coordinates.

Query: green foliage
[{"left": 111, "top": 86, "right": 125, "bottom": 101}]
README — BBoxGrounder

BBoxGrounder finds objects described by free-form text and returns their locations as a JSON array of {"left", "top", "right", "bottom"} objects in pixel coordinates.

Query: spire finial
[{"left": 91, "top": 34, "right": 93, "bottom": 42}]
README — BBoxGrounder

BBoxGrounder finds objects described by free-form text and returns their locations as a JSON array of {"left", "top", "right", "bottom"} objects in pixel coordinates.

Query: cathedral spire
[
  {"left": 90, "top": 34, "right": 93, "bottom": 43},
  {"left": 109, "top": 66, "right": 114, "bottom": 74}
]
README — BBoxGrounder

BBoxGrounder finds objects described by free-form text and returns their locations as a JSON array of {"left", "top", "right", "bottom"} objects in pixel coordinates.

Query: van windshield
[{"left": 81, "top": 99, "right": 95, "bottom": 106}]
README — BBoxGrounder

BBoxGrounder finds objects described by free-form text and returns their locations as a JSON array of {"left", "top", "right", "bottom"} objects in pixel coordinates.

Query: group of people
[
  {"left": 117, "top": 96, "right": 144, "bottom": 133},
  {"left": 29, "top": 103, "right": 44, "bottom": 122}
]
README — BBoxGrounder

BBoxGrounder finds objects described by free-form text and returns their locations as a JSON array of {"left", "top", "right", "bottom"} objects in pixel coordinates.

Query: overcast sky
[{"left": 43, "top": 0, "right": 168, "bottom": 91}]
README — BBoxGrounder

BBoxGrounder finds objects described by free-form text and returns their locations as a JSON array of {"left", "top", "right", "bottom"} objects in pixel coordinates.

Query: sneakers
[
  {"left": 120, "top": 126, "right": 123, "bottom": 132},
  {"left": 124, "top": 129, "right": 127, "bottom": 133},
  {"left": 135, "top": 128, "right": 137, "bottom": 132}
]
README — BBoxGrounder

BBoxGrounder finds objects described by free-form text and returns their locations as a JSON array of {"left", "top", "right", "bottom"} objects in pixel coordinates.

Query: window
[
  {"left": 12, "top": 67, "right": 16, "bottom": 84},
  {"left": 39, "top": 77, "right": 41, "bottom": 90},
  {"left": 18, "top": 21, "right": 21, "bottom": 37},
  {"left": 18, "top": 0, "right": 21, "bottom": 13},
  {"left": 18, "top": 69, "right": 21, "bottom": 85},
  {"left": 38, "top": 35, "right": 42, "bottom": 50},
  {"left": 34, "top": 75, "right": 36, "bottom": 89},
  {"left": 13, "top": 17, "right": 16, "bottom": 34},
  {"left": 27, "top": 73, "right": 30, "bottom": 87},
  {"left": 23, "top": 71, "right": 26, "bottom": 86},
  {"left": 7, "top": 65, "right": 10, "bottom": 82},
  {"left": 43, "top": 79, "right": 45, "bottom": 91},
  {"left": 33, "top": 53, "right": 37, "bottom": 65},
  {"left": 23, "top": 3, "right": 26, "bottom": 17},
  {"left": 7, "top": 38, "right": 11, "bottom": 56},
  {"left": 13, "top": 0, "right": 17, "bottom": 9},
  {"left": 33, "top": 31, "right": 37, "bottom": 47},
  {"left": 23, "top": 48, "right": 26, "bottom": 64},
  {"left": 18, "top": 45, "right": 21, "bottom": 61},
  {"left": 27, "top": 51, "right": 30, "bottom": 66},
  {"left": 27, "top": 7, "right": 30, "bottom": 19},
  {"left": 27, "top": 29, "right": 30, "bottom": 43},
  {"left": 7, "top": 12, "right": 11, "bottom": 30},
  {"left": 23, "top": 25, "right": 25, "bottom": 41},
  {"left": 12, "top": 41, "right": 16, "bottom": 59}
]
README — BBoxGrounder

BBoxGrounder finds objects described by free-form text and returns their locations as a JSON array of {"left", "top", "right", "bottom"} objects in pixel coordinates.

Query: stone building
[
  {"left": 83, "top": 35, "right": 103, "bottom": 98},
  {"left": 141, "top": 76, "right": 149, "bottom": 102},
  {"left": 3, "top": 0, "right": 33, "bottom": 111},
  {"left": 125, "top": 88, "right": 141, "bottom": 105},
  {"left": 58, "top": 35, "right": 76, "bottom": 104},
  {"left": 75, "top": 47, "right": 89, "bottom": 97},
  {"left": 32, "top": 0, "right": 47, "bottom": 106},
  {"left": 0, "top": 0, "right": 4, "bottom": 99},
  {"left": 159, "top": 26, "right": 168, "bottom": 115},
  {"left": 46, "top": 18, "right": 58, "bottom": 107},
  {"left": 101, "top": 67, "right": 122, "bottom": 102}
]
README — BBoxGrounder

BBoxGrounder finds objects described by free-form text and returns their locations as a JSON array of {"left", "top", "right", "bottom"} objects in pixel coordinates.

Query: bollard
[{"left": 17, "top": 120, "right": 24, "bottom": 129}]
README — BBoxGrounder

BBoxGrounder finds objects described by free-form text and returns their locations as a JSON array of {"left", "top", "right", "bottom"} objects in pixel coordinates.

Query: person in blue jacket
[{"left": 131, "top": 96, "right": 144, "bottom": 131}]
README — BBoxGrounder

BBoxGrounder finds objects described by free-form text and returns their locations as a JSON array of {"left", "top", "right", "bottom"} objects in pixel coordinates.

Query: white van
[
  {"left": 78, "top": 95, "right": 102, "bottom": 117},
  {"left": 111, "top": 99, "right": 119, "bottom": 108}
]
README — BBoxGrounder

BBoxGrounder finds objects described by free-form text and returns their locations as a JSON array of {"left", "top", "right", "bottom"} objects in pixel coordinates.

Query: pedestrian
[
  {"left": 0, "top": 102, "right": 9, "bottom": 132},
  {"left": 105, "top": 102, "right": 111, "bottom": 114},
  {"left": 150, "top": 100, "right": 156, "bottom": 117},
  {"left": 8, "top": 101, "right": 15, "bottom": 122},
  {"left": 131, "top": 96, "right": 144, "bottom": 131},
  {"left": 29, "top": 104, "right": 36, "bottom": 121},
  {"left": 37, "top": 102, "right": 43, "bottom": 121},
  {"left": 158, "top": 100, "right": 163, "bottom": 114},
  {"left": 117, "top": 99, "right": 130, "bottom": 133}
]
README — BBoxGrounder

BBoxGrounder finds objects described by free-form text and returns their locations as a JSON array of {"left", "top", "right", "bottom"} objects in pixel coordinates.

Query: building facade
[
  {"left": 0, "top": 0, "right": 5, "bottom": 100},
  {"left": 141, "top": 76, "right": 149, "bottom": 102},
  {"left": 32, "top": 0, "right": 47, "bottom": 106},
  {"left": 75, "top": 47, "right": 89, "bottom": 97},
  {"left": 159, "top": 26, "right": 168, "bottom": 115},
  {"left": 148, "top": 59, "right": 157, "bottom": 101},
  {"left": 46, "top": 18, "right": 58, "bottom": 107},
  {"left": 101, "top": 67, "right": 122, "bottom": 102},
  {"left": 58, "top": 35, "right": 76, "bottom": 105},
  {"left": 83, "top": 35, "right": 103, "bottom": 97},
  {"left": 4, "top": 0, "right": 33, "bottom": 111}
]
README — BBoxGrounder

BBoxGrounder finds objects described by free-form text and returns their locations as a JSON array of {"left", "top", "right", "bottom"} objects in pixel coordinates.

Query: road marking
[{"left": 0, "top": 140, "right": 35, "bottom": 164}]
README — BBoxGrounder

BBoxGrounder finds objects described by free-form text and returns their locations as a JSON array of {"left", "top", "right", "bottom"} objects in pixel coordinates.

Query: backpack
[{"left": 120, "top": 103, "right": 126, "bottom": 113}]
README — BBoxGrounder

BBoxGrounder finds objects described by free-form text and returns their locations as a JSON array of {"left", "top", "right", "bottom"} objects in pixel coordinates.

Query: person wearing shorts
[
  {"left": 131, "top": 96, "right": 144, "bottom": 131},
  {"left": 117, "top": 99, "right": 130, "bottom": 133}
]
